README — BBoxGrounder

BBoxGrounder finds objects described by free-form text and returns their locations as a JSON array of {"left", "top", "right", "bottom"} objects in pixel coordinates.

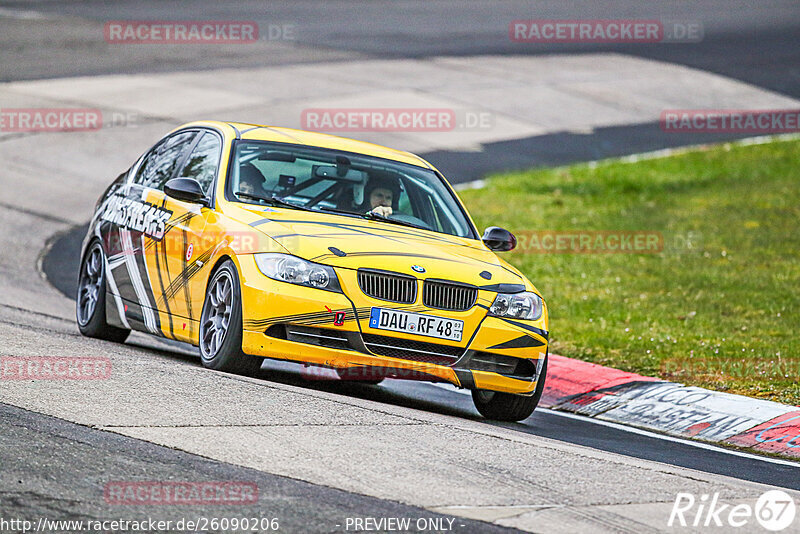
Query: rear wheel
[
  {"left": 471, "top": 355, "right": 548, "bottom": 422},
  {"left": 199, "top": 260, "right": 263, "bottom": 375},
  {"left": 76, "top": 240, "right": 130, "bottom": 343}
]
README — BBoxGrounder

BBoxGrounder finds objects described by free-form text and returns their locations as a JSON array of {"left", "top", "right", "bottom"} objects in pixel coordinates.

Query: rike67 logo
[{"left": 669, "top": 490, "right": 796, "bottom": 531}]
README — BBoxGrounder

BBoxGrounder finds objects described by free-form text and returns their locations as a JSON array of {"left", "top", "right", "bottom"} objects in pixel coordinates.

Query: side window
[
  {"left": 177, "top": 132, "right": 222, "bottom": 195},
  {"left": 134, "top": 131, "right": 197, "bottom": 190},
  {"left": 132, "top": 147, "right": 160, "bottom": 186}
]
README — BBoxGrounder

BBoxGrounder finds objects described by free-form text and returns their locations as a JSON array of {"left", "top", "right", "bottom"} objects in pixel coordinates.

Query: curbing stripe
[
  {"left": 557, "top": 382, "right": 795, "bottom": 442},
  {"left": 543, "top": 354, "right": 800, "bottom": 461},
  {"left": 540, "top": 354, "right": 660, "bottom": 407},
  {"left": 726, "top": 411, "right": 800, "bottom": 458},
  {"left": 541, "top": 408, "right": 800, "bottom": 468}
]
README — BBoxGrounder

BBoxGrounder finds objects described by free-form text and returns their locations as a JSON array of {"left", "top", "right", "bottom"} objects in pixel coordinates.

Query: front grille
[
  {"left": 358, "top": 270, "right": 416, "bottom": 304},
  {"left": 284, "top": 325, "right": 350, "bottom": 350},
  {"left": 468, "top": 352, "right": 537, "bottom": 380},
  {"left": 423, "top": 280, "right": 477, "bottom": 311},
  {"left": 362, "top": 333, "right": 463, "bottom": 366}
]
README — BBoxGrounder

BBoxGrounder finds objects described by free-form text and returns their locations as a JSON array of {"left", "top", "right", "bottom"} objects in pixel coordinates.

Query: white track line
[
  {"left": 539, "top": 408, "right": 800, "bottom": 468},
  {"left": 428, "top": 382, "right": 799, "bottom": 467},
  {"left": 0, "top": 7, "right": 47, "bottom": 19}
]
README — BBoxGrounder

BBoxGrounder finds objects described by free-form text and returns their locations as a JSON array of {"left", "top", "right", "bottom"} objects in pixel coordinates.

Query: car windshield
[{"left": 227, "top": 141, "right": 476, "bottom": 239}]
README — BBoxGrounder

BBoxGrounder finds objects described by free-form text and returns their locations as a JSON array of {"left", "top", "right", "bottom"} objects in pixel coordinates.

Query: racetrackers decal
[{"left": 100, "top": 194, "right": 173, "bottom": 240}]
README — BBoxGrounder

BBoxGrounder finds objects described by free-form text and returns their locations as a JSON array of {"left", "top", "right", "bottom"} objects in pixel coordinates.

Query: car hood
[{"left": 232, "top": 205, "right": 527, "bottom": 287}]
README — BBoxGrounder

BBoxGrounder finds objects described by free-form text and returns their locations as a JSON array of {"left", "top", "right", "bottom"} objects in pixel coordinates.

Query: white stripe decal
[
  {"left": 119, "top": 228, "right": 158, "bottom": 334},
  {"left": 108, "top": 256, "right": 127, "bottom": 269},
  {"left": 139, "top": 230, "right": 165, "bottom": 334},
  {"left": 103, "top": 256, "right": 131, "bottom": 330},
  {"left": 93, "top": 225, "right": 130, "bottom": 329}
]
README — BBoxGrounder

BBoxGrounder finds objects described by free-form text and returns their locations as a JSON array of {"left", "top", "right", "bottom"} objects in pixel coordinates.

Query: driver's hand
[{"left": 369, "top": 206, "right": 393, "bottom": 217}]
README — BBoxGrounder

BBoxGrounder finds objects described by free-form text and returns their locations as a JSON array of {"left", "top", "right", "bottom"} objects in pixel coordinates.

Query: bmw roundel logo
[{"left": 411, "top": 265, "right": 426, "bottom": 273}]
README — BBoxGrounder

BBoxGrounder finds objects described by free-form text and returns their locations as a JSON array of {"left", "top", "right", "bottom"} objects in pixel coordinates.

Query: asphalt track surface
[
  {"left": 2, "top": 0, "right": 800, "bottom": 180},
  {"left": 33, "top": 219, "right": 800, "bottom": 491},
  {"left": 22, "top": 214, "right": 800, "bottom": 497},
  {"left": 0, "top": 403, "right": 514, "bottom": 534},
  {"left": 3, "top": 1, "right": 800, "bottom": 532},
  {"left": 3, "top": 0, "right": 800, "bottom": 99},
  {"left": 24, "top": 227, "right": 800, "bottom": 497},
  {"left": 250, "top": 361, "right": 800, "bottom": 492}
]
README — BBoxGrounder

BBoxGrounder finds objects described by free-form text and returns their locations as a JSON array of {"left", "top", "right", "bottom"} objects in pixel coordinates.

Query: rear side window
[
  {"left": 177, "top": 132, "right": 222, "bottom": 195},
  {"left": 134, "top": 131, "right": 197, "bottom": 190}
]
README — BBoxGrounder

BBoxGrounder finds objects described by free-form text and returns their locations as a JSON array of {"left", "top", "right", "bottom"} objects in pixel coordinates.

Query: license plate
[{"left": 368, "top": 307, "right": 463, "bottom": 342}]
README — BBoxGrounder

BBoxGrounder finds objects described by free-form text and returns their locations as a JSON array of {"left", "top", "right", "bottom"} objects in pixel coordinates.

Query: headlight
[
  {"left": 254, "top": 253, "right": 342, "bottom": 293},
  {"left": 489, "top": 291, "right": 543, "bottom": 320}
]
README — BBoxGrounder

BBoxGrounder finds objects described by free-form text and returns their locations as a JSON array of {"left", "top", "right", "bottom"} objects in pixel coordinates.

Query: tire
[
  {"left": 76, "top": 240, "right": 130, "bottom": 343},
  {"left": 199, "top": 260, "right": 263, "bottom": 375},
  {"left": 471, "top": 354, "right": 548, "bottom": 422}
]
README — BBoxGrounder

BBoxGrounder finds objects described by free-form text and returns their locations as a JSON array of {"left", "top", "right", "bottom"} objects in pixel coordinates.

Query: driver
[
  {"left": 360, "top": 175, "right": 399, "bottom": 217},
  {"left": 238, "top": 163, "right": 267, "bottom": 197}
]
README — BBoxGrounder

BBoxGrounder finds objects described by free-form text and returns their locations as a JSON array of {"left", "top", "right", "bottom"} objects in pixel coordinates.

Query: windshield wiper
[
  {"left": 235, "top": 192, "right": 315, "bottom": 212},
  {"left": 236, "top": 196, "right": 426, "bottom": 230},
  {"left": 365, "top": 211, "right": 429, "bottom": 230},
  {"left": 318, "top": 206, "right": 428, "bottom": 230},
  {"left": 318, "top": 206, "right": 366, "bottom": 218}
]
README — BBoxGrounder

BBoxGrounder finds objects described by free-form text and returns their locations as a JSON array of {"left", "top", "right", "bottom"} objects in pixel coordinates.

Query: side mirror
[
  {"left": 482, "top": 226, "right": 517, "bottom": 252},
  {"left": 164, "top": 178, "right": 207, "bottom": 205}
]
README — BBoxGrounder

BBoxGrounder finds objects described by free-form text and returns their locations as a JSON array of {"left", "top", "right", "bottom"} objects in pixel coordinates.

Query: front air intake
[
  {"left": 357, "top": 269, "right": 417, "bottom": 304},
  {"left": 422, "top": 280, "right": 477, "bottom": 311}
]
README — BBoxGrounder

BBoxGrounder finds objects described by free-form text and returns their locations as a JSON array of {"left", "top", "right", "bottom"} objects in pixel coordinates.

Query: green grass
[{"left": 459, "top": 138, "right": 800, "bottom": 405}]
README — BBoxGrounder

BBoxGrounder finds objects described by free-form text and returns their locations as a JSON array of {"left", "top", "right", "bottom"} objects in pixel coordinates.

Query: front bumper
[{"left": 237, "top": 255, "right": 548, "bottom": 395}]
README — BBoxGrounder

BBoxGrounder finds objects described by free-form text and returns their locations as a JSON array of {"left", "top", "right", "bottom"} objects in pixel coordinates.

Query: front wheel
[
  {"left": 471, "top": 355, "right": 548, "bottom": 422},
  {"left": 76, "top": 240, "right": 130, "bottom": 343},
  {"left": 199, "top": 260, "right": 263, "bottom": 375}
]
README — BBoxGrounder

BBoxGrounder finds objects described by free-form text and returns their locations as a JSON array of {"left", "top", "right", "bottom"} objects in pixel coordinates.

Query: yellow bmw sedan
[{"left": 76, "top": 121, "right": 549, "bottom": 421}]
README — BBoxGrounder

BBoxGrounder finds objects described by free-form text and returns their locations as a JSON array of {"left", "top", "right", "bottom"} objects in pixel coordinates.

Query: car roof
[{"left": 175, "top": 120, "right": 434, "bottom": 170}]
